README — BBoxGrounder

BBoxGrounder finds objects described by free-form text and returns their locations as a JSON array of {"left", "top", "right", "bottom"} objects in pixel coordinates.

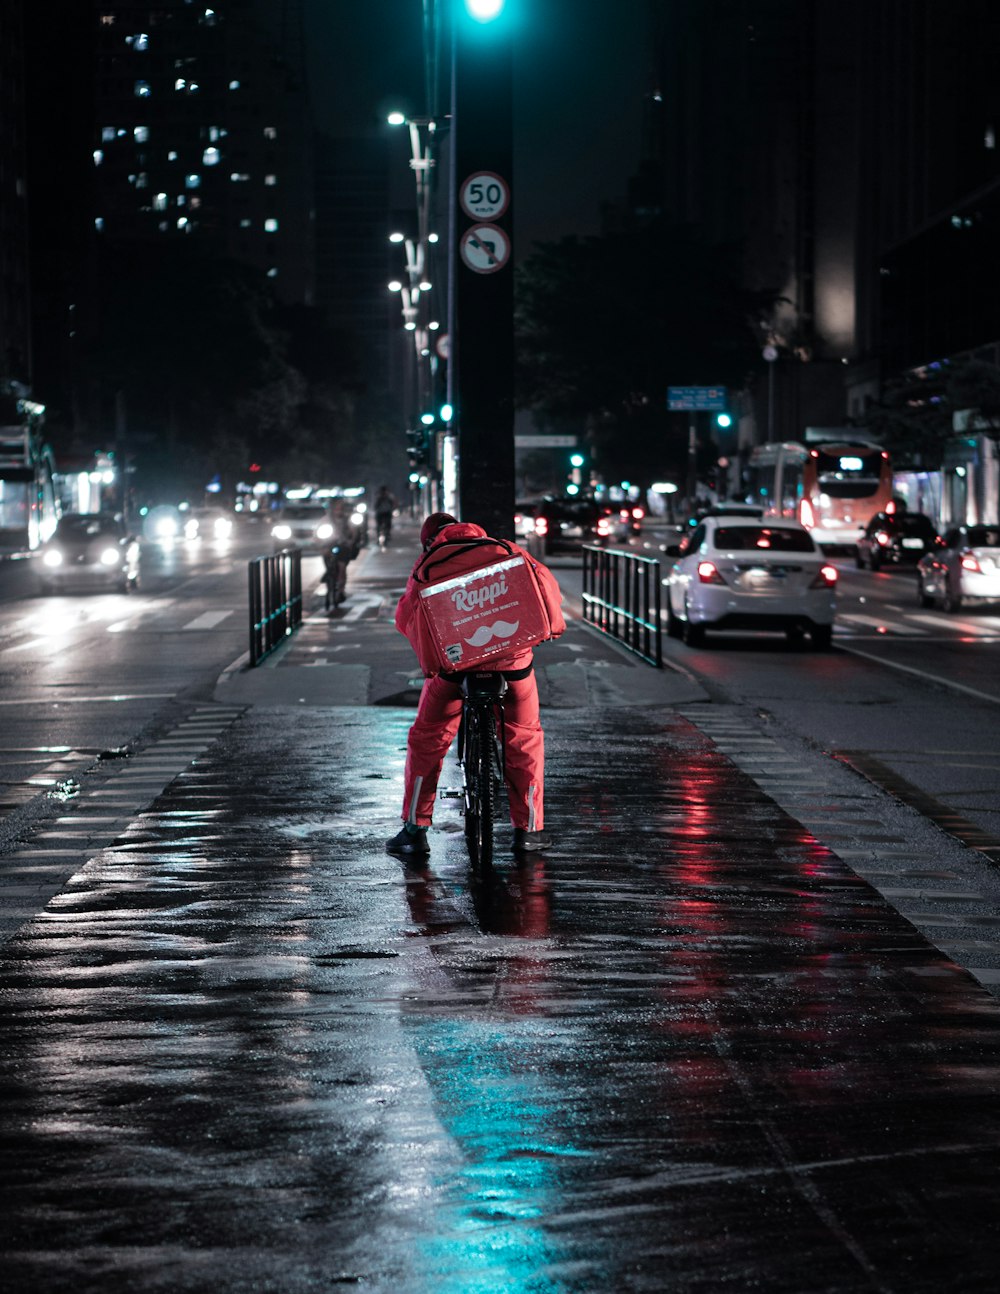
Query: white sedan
[
  {"left": 916, "top": 524, "right": 1000, "bottom": 612},
  {"left": 664, "top": 518, "right": 837, "bottom": 649}
]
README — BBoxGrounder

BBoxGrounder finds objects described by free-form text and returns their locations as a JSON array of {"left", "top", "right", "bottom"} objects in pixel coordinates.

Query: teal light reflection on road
[{"left": 407, "top": 1015, "right": 588, "bottom": 1292}]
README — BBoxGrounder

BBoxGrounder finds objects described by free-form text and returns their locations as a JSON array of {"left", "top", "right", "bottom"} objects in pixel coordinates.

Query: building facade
[{"left": 92, "top": 0, "right": 314, "bottom": 304}]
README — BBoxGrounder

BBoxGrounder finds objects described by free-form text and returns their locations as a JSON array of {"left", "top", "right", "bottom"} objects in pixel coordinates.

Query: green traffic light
[
  {"left": 716, "top": 413, "right": 733, "bottom": 429},
  {"left": 569, "top": 453, "right": 585, "bottom": 468},
  {"left": 465, "top": 0, "right": 505, "bottom": 19}
]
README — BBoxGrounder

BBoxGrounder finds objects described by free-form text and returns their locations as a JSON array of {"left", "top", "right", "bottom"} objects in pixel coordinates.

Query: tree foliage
[
  {"left": 514, "top": 219, "right": 761, "bottom": 483},
  {"left": 862, "top": 358, "right": 1000, "bottom": 467},
  {"left": 82, "top": 242, "right": 382, "bottom": 497}
]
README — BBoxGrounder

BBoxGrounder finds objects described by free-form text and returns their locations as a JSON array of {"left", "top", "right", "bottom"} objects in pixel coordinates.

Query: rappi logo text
[{"left": 450, "top": 573, "right": 508, "bottom": 614}]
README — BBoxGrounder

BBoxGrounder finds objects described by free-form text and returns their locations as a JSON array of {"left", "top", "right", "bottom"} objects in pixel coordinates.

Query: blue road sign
[{"left": 668, "top": 386, "right": 727, "bottom": 412}]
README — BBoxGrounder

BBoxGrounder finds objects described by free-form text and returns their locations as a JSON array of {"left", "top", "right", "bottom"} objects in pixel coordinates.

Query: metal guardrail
[
  {"left": 248, "top": 548, "right": 302, "bottom": 666},
  {"left": 581, "top": 545, "right": 662, "bottom": 667}
]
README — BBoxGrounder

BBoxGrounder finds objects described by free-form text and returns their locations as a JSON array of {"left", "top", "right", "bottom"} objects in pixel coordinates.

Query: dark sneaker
[
  {"left": 386, "top": 825, "right": 430, "bottom": 857},
  {"left": 513, "top": 828, "right": 549, "bottom": 853}
]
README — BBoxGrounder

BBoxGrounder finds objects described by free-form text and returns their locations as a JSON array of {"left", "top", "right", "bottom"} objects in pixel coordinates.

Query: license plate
[{"left": 901, "top": 538, "right": 924, "bottom": 549}]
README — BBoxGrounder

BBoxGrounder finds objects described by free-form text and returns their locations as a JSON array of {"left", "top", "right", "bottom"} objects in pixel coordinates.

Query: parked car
[
  {"left": 663, "top": 518, "right": 837, "bottom": 648},
  {"left": 855, "top": 511, "right": 939, "bottom": 569},
  {"left": 531, "top": 496, "right": 612, "bottom": 554},
  {"left": 37, "top": 512, "right": 140, "bottom": 594},
  {"left": 916, "top": 524, "right": 1000, "bottom": 612}
]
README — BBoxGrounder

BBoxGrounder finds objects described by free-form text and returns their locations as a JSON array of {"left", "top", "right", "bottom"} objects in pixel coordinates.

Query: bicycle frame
[{"left": 457, "top": 672, "right": 508, "bottom": 869}]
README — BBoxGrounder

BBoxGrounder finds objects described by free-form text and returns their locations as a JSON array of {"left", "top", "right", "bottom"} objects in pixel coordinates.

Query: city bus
[
  {"left": 747, "top": 440, "right": 893, "bottom": 550},
  {"left": 0, "top": 394, "right": 58, "bottom": 553}
]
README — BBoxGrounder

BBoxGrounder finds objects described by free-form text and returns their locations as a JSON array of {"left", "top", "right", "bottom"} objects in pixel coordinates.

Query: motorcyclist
[{"left": 386, "top": 512, "right": 566, "bottom": 859}]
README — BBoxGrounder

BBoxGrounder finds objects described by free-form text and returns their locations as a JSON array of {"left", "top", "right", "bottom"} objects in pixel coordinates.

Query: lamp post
[{"left": 387, "top": 112, "right": 446, "bottom": 511}]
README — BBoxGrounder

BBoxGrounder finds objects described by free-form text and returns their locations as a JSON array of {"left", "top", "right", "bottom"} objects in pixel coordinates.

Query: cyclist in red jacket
[{"left": 387, "top": 512, "right": 565, "bottom": 859}]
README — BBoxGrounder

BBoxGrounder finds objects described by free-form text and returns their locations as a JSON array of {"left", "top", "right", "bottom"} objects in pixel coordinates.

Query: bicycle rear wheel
[{"left": 463, "top": 706, "right": 495, "bottom": 870}]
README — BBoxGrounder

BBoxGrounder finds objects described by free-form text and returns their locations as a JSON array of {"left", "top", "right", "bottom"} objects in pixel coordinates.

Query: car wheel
[
  {"left": 854, "top": 547, "right": 865, "bottom": 569},
  {"left": 666, "top": 597, "right": 682, "bottom": 638},
  {"left": 810, "top": 624, "right": 833, "bottom": 651},
  {"left": 682, "top": 600, "right": 705, "bottom": 647},
  {"left": 917, "top": 575, "right": 933, "bottom": 609},
  {"left": 785, "top": 626, "right": 806, "bottom": 648},
  {"left": 944, "top": 582, "right": 963, "bottom": 614}
]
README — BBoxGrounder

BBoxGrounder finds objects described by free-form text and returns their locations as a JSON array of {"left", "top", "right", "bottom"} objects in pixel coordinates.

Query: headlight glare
[
  {"left": 43, "top": 549, "right": 63, "bottom": 568},
  {"left": 100, "top": 547, "right": 121, "bottom": 566}
]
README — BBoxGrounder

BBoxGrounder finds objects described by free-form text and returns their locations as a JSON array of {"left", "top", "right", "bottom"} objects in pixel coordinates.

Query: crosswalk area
[{"left": 835, "top": 606, "right": 1000, "bottom": 638}]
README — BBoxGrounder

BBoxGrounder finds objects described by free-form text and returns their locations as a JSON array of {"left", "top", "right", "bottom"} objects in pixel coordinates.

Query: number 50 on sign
[{"left": 460, "top": 171, "right": 510, "bottom": 221}]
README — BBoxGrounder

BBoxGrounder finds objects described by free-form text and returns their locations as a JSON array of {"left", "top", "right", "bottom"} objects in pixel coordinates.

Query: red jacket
[{"left": 395, "top": 521, "right": 566, "bottom": 677}]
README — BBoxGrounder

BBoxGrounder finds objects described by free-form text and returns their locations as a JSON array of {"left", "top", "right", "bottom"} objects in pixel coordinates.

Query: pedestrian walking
[{"left": 373, "top": 486, "right": 397, "bottom": 549}]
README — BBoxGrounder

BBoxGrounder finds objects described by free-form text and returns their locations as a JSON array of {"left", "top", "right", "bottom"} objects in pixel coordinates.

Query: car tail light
[
  {"left": 619, "top": 508, "right": 629, "bottom": 520},
  {"left": 799, "top": 498, "right": 815, "bottom": 528},
  {"left": 875, "top": 530, "right": 890, "bottom": 546},
  {"left": 534, "top": 517, "right": 548, "bottom": 537},
  {"left": 597, "top": 517, "right": 612, "bottom": 537},
  {"left": 810, "top": 565, "right": 838, "bottom": 588},
  {"left": 961, "top": 551, "right": 982, "bottom": 572},
  {"left": 697, "top": 561, "right": 726, "bottom": 585},
  {"left": 632, "top": 506, "right": 645, "bottom": 519}
]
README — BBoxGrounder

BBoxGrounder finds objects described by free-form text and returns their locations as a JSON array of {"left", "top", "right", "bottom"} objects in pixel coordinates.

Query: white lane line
[
  {"left": 838, "top": 614, "right": 924, "bottom": 636},
  {"left": 904, "top": 612, "right": 999, "bottom": 636},
  {"left": 182, "top": 610, "right": 234, "bottom": 630},
  {"left": 840, "top": 644, "right": 1000, "bottom": 708}
]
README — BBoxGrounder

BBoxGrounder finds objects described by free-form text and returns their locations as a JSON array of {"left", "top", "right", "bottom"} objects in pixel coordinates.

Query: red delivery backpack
[{"left": 412, "top": 537, "right": 555, "bottom": 673}]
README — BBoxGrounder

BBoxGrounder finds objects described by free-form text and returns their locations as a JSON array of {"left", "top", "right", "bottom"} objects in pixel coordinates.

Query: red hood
[{"left": 430, "top": 521, "right": 488, "bottom": 546}]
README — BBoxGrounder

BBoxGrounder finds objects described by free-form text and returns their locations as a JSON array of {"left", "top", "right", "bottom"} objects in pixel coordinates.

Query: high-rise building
[
  {"left": 91, "top": 0, "right": 314, "bottom": 304},
  {"left": 0, "top": 0, "right": 31, "bottom": 388}
]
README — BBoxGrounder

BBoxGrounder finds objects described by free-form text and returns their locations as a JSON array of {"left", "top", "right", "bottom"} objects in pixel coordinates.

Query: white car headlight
[
  {"left": 214, "top": 517, "right": 233, "bottom": 538},
  {"left": 316, "top": 522, "right": 334, "bottom": 540},
  {"left": 155, "top": 516, "right": 178, "bottom": 538},
  {"left": 272, "top": 524, "right": 292, "bottom": 541},
  {"left": 100, "top": 547, "right": 121, "bottom": 566},
  {"left": 43, "top": 549, "right": 63, "bottom": 568},
  {"left": 350, "top": 510, "right": 364, "bottom": 526}
]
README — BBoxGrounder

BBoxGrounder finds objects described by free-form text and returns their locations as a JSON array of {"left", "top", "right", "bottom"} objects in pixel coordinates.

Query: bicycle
[
  {"left": 457, "top": 671, "right": 508, "bottom": 869},
  {"left": 321, "top": 544, "right": 348, "bottom": 613}
]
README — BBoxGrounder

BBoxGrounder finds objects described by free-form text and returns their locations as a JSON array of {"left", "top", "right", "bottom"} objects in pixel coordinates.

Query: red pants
[{"left": 402, "top": 673, "right": 545, "bottom": 831}]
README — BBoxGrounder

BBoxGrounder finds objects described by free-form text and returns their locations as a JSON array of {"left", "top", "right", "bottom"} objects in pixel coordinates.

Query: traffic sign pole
[{"left": 452, "top": 7, "right": 515, "bottom": 540}]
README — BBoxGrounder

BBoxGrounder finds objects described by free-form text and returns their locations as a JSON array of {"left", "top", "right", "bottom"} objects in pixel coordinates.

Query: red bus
[{"left": 748, "top": 440, "right": 893, "bottom": 549}]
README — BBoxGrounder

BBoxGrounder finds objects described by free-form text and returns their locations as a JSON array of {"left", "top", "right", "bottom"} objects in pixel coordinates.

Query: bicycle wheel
[{"left": 463, "top": 706, "right": 495, "bottom": 869}]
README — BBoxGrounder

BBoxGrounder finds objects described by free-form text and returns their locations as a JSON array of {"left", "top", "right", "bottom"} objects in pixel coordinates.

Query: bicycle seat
[{"left": 460, "top": 672, "right": 508, "bottom": 700}]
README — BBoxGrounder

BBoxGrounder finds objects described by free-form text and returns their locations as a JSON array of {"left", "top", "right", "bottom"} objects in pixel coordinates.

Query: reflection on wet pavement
[{"left": 2, "top": 707, "right": 1000, "bottom": 1291}]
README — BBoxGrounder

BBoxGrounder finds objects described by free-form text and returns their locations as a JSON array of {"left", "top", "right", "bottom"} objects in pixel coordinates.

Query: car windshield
[
  {"left": 713, "top": 526, "right": 817, "bottom": 552},
  {"left": 965, "top": 526, "right": 1000, "bottom": 548},
  {"left": 57, "top": 515, "right": 121, "bottom": 539}
]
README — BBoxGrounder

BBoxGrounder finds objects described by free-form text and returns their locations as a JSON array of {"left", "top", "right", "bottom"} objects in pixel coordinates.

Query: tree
[
  {"left": 514, "top": 218, "right": 760, "bottom": 486},
  {"left": 862, "top": 357, "right": 1000, "bottom": 468}
]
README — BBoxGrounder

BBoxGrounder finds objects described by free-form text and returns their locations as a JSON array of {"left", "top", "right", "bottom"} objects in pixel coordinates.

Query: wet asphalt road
[{"left": 3, "top": 534, "right": 1000, "bottom": 1291}]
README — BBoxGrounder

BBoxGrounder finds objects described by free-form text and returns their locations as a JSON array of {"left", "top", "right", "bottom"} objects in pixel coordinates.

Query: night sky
[{"left": 302, "top": 0, "right": 650, "bottom": 253}]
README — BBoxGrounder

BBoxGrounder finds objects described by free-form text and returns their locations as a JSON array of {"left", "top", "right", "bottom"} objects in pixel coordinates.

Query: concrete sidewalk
[{"left": 4, "top": 520, "right": 1000, "bottom": 1292}]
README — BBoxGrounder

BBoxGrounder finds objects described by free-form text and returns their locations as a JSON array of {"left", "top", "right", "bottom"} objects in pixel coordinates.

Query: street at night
[
  {"left": 5, "top": 0, "right": 1000, "bottom": 1290},
  {"left": 2, "top": 526, "right": 1000, "bottom": 1290}
]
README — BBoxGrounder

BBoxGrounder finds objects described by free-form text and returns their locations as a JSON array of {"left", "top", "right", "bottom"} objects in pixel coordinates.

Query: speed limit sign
[{"left": 460, "top": 171, "right": 510, "bottom": 221}]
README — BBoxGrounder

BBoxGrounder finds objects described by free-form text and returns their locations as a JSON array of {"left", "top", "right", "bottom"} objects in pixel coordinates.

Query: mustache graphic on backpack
[{"left": 464, "top": 619, "right": 520, "bottom": 647}]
